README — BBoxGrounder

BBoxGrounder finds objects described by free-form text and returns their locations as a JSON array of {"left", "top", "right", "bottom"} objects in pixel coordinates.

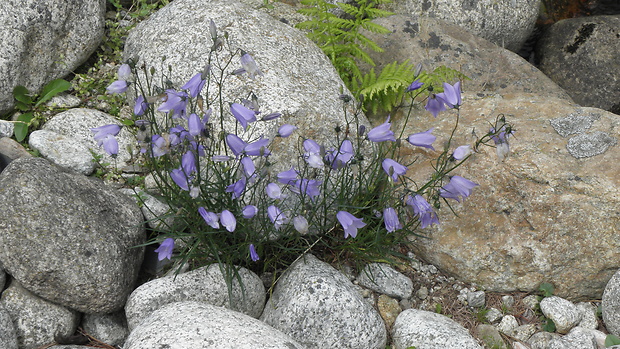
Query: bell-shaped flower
[
  {"left": 266, "top": 183, "right": 283, "bottom": 199},
  {"left": 337, "top": 211, "right": 366, "bottom": 239},
  {"left": 383, "top": 207, "right": 402, "bottom": 233},
  {"left": 231, "top": 102, "right": 257, "bottom": 130},
  {"left": 106, "top": 80, "right": 128, "bottom": 94},
  {"left": 439, "top": 175, "right": 478, "bottom": 202},
  {"left": 277, "top": 167, "right": 298, "bottom": 185},
  {"left": 117, "top": 64, "right": 131, "bottom": 80},
  {"left": 407, "top": 128, "right": 435, "bottom": 150},
  {"left": 134, "top": 95, "right": 148, "bottom": 116},
  {"left": 425, "top": 94, "right": 446, "bottom": 118},
  {"left": 245, "top": 137, "right": 271, "bottom": 157},
  {"left": 241, "top": 156, "right": 257, "bottom": 180},
  {"left": 198, "top": 207, "right": 220, "bottom": 229},
  {"left": 158, "top": 89, "right": 188, "bottom": 118},
  {"left": 170, "top": 168, "right": 191, "bottom": 191},
  {"left": 188, "top": 113, "right": 204, "bottom": 137},
  {"left": 367, "top": 116, "right": 396, "bottom": 142},
  {"left": 150, "top": 134, "right": 170, "bottom": 157},
  {"left": 101, "top": 134, "right": 119, "bottom": 156},
  {"left": 303, "top": 139, "right": 324, "bottom": 168},
  {"left": 226, "top": 178, "right": 246, "bottom": 200},
  {"left": 453, "top": 145, "right": 471, "bottom": 160},
  {"left": 226, "top": 134, "right": 248, "bottom": 157},
  {"left": 181, "top": 150, "right": 196, "bottom": 175},
  {"left": 290, "top": 179, "right": 321, "bottom": 200},
  {"left": 436, "top": 82, "right": 462, "bottom": 109},
  {"left": 268, "top": 205, "right": 287, "bottom": 230},
  {"left": 328, "top": 140, "right": 354, "bottom": 169},
  {"left": 293, "top": 215, "right": 309, "bottom": 234},
  {"left": 406, "top": 80, "right": 424, "bottom": 92},
  {"left": 154, "top": 238, "right": 174, "bottom": 261},
  {"left": 278, "top": 124, "right": 297, "bottom": 138},
  {"left": 182, "top": 72, "right": 206, "bottom": 98},
  {"left": 91, "top": 124, "right": 121, "bottom": 143},
  {"left": 220, "top": 210, "right": 236, "bottom": 232},
  {"left": 382, "top": 158, "right": 408, "bottom": 182},
  {"left": 240, "top": 53, "right": 263, "bottom": 79},
  {"left": 242, "top": 205, "right": 258, "bottom": 219},
  {"left": 249, "top": 244, "right": 260, "bottom": 262},
  {"left": 406, "top": 195, "right": 439, "bottom": 228}
]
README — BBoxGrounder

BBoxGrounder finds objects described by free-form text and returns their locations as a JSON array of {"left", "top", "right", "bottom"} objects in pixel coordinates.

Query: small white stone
[{"left": 497, "top": 314, "right": 519, "bottom": 335}]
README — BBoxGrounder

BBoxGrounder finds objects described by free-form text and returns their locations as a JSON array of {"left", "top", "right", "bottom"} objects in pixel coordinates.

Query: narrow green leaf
[{"left": 35, "top": 79, "right": 71, "bottom": 107}]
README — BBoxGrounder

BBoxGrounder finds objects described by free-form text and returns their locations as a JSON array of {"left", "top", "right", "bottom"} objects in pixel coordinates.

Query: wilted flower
[
  {"left": 198, "top": 207, "right": 220, "bottom": 229},
  {"left": 268, "top": 205, "right": 287, "bottom": 230},
  {"left": 134, "top": 95, "right": 148, "bottom": 116},
  {"left": 266, "top": 182, "right": 283, "bottom": 199},
  {"left": 240, "top": 53, "right": 263, "bottom": 79},
  {"left": 242, "top": 205, "right": 258, "bottom": 219},
  {"left": 231, "top": 102, "right": 257, "bottom": 130},
  {"left": 453, "top": 145, "right": 471, "bottom": 160},
  {"left": 406, "top": 79, "right": 424, "bottom": 92},
  {"left": 367, "top": 116, "right": 396, "bottom": 142},
  {"left": 425, "top": 94, "right": 446, "bottom": 117},
  {"left": 337, "top": 211, "right": 366, "bottom": 238},
  {"left": 490, "top": 125, "right": 513, "bottom": 161},
  {"left": 182, "top": 72, "right": 206, "bottom": 98},
  {"left": 106, "top": 80, "right": 128, "bottom": 94},
  {"left": 278, "top": 124, "right": 297, "bottom": 138},
  {"left": 439, "top": 175, "right": 478, "bottom": 202},
  {"left": 382, "top": 158, "right": 408, "bottom": 182},
  {"left": 407, "top": 128, "right": 435, "bottom": 150},
  {"left": 436, "top": 82, "right": 462, "bottom": 109},
  {"left": 220, "top": 210, "right": 236, "bottom": 232},
  {"left": 262, "top": 112, "right": 281, "bottom": 121},
  {"left": 151, "top": 134, "right": 170, "bottom": 157},
  {"left": 249, "top": 244, "right": 260, "bottom": 262},
  {"left": 293, "top": 215, "right": 309, "bottom": 234},
  {"left": 154, "top": 238, "right": 174, "bottom": 261},
  {"left": 406, "top": 195, "right": 439, "bottom": 228},
  {"left": 383, "top": 207, "right": 402, "bottom": 233}
]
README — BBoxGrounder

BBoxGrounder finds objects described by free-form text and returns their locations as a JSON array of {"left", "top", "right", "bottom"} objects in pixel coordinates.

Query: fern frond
[
  {"left": 358, "top": 60, "right": 416, "bottom": 113},
  {"left": 338, "top": 3, "right": 363, "bottom": 17},
  {"left": 360, "top": 20, "right": 392, "bottom": 35},
  {"left": 363, "top": 8, "right": 395, "bottom": 19}
]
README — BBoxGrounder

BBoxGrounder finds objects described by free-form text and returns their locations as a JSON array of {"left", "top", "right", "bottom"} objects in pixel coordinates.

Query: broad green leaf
[
  {"left": 17, "top": 112, "right": 34, "bottom": 123},
  {"left": 35, "top": 79, "right": 71, "bottom": 107},
  {"left": 605, "top": 334, "right": 620, "bottom": 347},
  {"left": 13, "top": 85, "right": 32, "bottom": 106},
  {"left": 539, "top": 282, "right": 555, "bottom": 297},
  {"left": 14, "top": 112, "right": 33, "bottom": 142}
]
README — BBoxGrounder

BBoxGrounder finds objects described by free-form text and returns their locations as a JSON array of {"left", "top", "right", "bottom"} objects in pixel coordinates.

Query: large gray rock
[
  {"left": 603, "top": 268, "right": 620, "bottom": 335},
  {"left": 536, "top": 15, "right": 620, "bottom": 113},
  {"left": 260, "top": 254, "right": 387, "bottom": 349},
  {"left": 540, "top": 296, "right": 581, "bottom": 334},
  {"left": 385, "top": 0, "right": 541, "bottom": 52},
  {"left": 0, "top": 0, "right": 106, "bottom": 114},
  {"left": 1, "top": 281, "right": 79, "bottom": 349},
  {"left": 357, "top": 263, "right": 413, "bottom": 299},
  {"left": 395, "top": 93, "right": 620, "bottom": 300},
  {"left": 28, "top": 130, "right": 96, "bottom": 175},
  {"left": 124, "top": 301, "right": 306, "bottom": 349},
  {"left": 81, "top": 312, "right": 128, "bottom": 347},
  {"left": 0, "top": 157, "right": 145, "bottom": 313},
  {"left": 0, "top": 303, "right": 18, "bottom": 349},
  {"left": 125, "top": 264, "right": 265, "bottom": 330},
  {"left": 122, "top": 0, "right": 364, "bottom": 172},
  {"left": 391, "top": 309, "right": 482, "bottom": 349}
]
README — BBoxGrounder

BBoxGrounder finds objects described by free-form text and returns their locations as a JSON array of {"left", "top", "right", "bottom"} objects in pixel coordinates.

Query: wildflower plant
[{"left": 94, "top": 20, "right": 514, "bottom": 285}]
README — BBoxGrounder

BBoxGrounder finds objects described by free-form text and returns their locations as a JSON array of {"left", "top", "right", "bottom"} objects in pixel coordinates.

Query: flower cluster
[{"left": 92, "top": 22, "right": 512, "bottom": 271}]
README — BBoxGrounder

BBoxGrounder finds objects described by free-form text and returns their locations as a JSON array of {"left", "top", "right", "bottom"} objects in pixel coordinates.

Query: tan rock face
[{"left": 394, "top": 93, "right": 620, "bottom": 300}]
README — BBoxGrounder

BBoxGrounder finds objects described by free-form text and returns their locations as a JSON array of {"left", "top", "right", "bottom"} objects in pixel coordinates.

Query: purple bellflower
[
  {"left": 106, "top": 80, "right": 128, "bottom": 94},
  {"left": 262, "top": 112, "right": 281, "bottom": 121},
  {"left": 226, "top": 178, "right": 246, "bottom": 200},
  {"left": 303, "top": 139, "right": 324, "bottom": 168},
  {"left": 242, "top": 205, "right": 258, "bottom": 219},
  {"left": 407, "top": 128, "right": 436, "bottom": 150},
  {"left": 327, "top": 140, "right": 354, "bottom": 169},
  {"left": 154, "top": 238, "right": 174, "bottom": 261},
  {"left": 406, "top": 195, "right": 439, "bottom": 228},
  {"left": 220, "top": 210, "right": 236, "bottom": 232},
  {"left": 278, "top": 124, "right": 297, "bottom": 138},
  {"left": 406, "top": 80, "right": 424, "bottom": 92},
  {"left": 367, "top": 116, "right": 396, "bottom": 142},
  {"left": 244, "top": 137, "right": 271, "bottom": 157},
  {"left": 118, "top": 64, "right": 131, "bottom": 80},
  {"left": 425, "top": 94, "right": 447, "bottom": 118},
  {"left": 293, "top": 215, "right": 309, "bottom": 234},
  {"left": 453, "top": 145, "right": 471, "bottom": 160},
  {"left": 231, "top": 102, "right": 257, "bottom": 130},
  {"left": 170, "top": 168, "right": 191, "bottom": 191},
  {"left": 158, "top": 89, "right": 188, "bottom": 118},
  {"left": 382, "top": 158, "right": 408, "bottom": 182},
  {"left": 151, "top": 134, "right": 170, "bottom": 157},
  {"left": 337, "top": 211, "right": 366, "bottom": 239},
  {"left": 268, "top": 205, "right": 287, "bottom": 230},
  {"left": 249, "top": 244, "right": 260, "bottom": 262},
  {"left": 436, "top": 82, "right": 462, "bottom": 109},
  {"left": 241, "top": 156, "right": 257, "bottom": 181},
  {"left": 290, "top": 179, "right": 321, "bottom": 200},
  {"left": 182, "top": 72, "right": 207, "bottom": 98},
  {"left": 188, "top": 113, "right": 204, "bottom": 137},
  {"left": 490, "top": 125, "right": 513, "bottom": 161},
  {"left": 383, "top": 207, "right": 402, "bottom": 233},
  {"left": 134, "top": 95, "right": 148, "bottom": 116},
  {"left": 181, "top": 150, "right": 196, "bottom": 175},
  {"left": 91, "top": 124, "right": 121, "bottom": 156},
  {"left": 266, "top": 182, "right": 283, "bottom": 199},
  {"left": 198, "top": 207, "right": 220, "bottom": 229},
  {"left": 226, "top": 134, "right": 248, "bottom": 157},
  {"left": 240, "top": 53, "right": 263, "bottom": 79},
  {"left": 439, "top": 175, "right": 478, "bottom": 202},
  {"left": 277, "top": 167, "right": 298, "bottom": 185}
]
